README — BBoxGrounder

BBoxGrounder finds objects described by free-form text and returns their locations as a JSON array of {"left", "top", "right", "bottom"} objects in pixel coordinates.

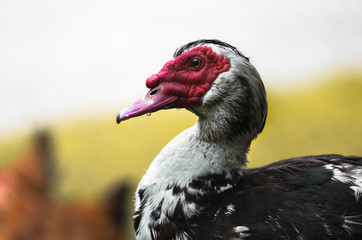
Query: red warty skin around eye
[{"left": 145, "top": 46, "right": 230, "bottom": 108}]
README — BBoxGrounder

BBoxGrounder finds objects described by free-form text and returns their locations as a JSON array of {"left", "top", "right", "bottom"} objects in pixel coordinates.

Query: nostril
[{"left": 150, "top": 89, "right": 159, "bottom": 96}]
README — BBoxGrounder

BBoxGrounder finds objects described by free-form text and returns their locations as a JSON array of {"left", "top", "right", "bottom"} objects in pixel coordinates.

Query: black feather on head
[{"left": 173, "top": 39, "right": 249, "bottom": 61}]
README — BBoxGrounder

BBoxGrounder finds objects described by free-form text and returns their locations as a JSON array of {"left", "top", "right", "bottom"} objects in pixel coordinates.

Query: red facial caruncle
[{"left": 116, "top": 45, "right": 230, "bottom": 123}]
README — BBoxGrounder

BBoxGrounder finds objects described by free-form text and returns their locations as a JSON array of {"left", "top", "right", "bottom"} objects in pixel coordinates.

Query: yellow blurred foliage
[
  {"left": 0, "top": 72, "right": 361, "bottom": 200},
  {"left": 250, "top": 74, "right": 362, "bottom": 167}
]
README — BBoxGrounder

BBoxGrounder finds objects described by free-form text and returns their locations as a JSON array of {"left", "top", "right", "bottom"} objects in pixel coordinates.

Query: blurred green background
[{"left": 1, "top": 70, "right": 361, "bottom": 201}]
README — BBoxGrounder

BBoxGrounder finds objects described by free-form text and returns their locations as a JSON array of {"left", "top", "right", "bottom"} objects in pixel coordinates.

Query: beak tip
[{"left": 116, "top": 113, "right": 122, "bottom": 124}]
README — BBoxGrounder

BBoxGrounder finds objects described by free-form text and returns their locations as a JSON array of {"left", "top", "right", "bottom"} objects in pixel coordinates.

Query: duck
[{"left": 116, "top": 39, "right": 362, "bottom": 240}]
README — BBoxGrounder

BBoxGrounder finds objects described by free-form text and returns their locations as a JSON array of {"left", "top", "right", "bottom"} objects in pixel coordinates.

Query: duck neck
[{"left": 139, "top": 120, "right": 249, "bottom": 191}]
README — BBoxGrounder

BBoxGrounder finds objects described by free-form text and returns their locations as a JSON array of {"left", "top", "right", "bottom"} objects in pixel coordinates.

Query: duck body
[
  {"left": 203, "top": 155, "right": 362, "bottom": 240},
  {"left": 116, "top": 39, "right": 362, "bottom": 239},
  {"left": 135, "top": 153, "right": 362, "bottom": 240}
]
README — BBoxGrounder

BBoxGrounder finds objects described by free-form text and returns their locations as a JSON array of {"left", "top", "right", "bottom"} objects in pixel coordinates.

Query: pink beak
[{"left": 116, "top": 83, "right": 178, "bottom": 124}]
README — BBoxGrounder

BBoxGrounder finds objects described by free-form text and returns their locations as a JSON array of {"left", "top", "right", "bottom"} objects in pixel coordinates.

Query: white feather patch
[
  {"left": 225, "top": 203, "right": 236, "bottom": 215},
  {"left": 324, "top": 164, "right": 362, "bottom": 201},
  {"left": 233, "top": 226, "right": 250, "bottom": 239}
]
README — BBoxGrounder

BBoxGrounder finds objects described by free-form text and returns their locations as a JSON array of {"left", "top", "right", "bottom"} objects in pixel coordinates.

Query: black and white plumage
[{"left": 116, "top": 39, "right": 362, "bottom": 240}]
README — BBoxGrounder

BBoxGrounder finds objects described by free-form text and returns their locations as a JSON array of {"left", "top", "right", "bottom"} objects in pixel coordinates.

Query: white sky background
[{"left": 0, "top": 0, "right": 362, "bottom": 135}]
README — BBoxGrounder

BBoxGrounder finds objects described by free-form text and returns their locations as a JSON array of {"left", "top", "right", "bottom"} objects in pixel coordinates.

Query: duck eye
[{"left": 189, "top": 58, "right": 203, "bottom": 70}]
